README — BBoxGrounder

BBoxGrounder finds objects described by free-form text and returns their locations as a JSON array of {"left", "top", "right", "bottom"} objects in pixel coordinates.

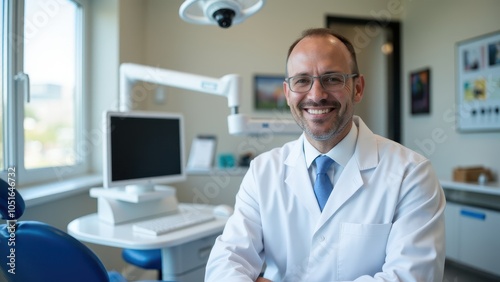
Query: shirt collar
[{"left": 304, "top": 121, "right": 358, "bottom": 168}]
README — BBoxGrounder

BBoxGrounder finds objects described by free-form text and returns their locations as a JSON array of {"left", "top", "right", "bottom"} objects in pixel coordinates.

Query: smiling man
[
  {"left": 284, "top": 29, "right": 363, "bottom": 153},
  {"left": 205, "top": 28, "right": 446, "bottom": 282}
]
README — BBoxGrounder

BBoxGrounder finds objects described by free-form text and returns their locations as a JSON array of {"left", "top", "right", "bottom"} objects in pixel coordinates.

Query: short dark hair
[{"left": 286, "top": 28, "right": 360, "bottom": 75}]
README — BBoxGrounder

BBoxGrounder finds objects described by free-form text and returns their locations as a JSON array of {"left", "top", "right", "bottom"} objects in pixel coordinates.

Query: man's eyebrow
[
  {"left": 291, "top": 71, "right": 343, "bottom": 76},
  {"left": 288, "top": 72, "right": 309, "bottom": 77}
]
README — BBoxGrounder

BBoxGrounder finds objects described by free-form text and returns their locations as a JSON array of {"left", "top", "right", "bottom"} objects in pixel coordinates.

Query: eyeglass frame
[{"left": 284, "top": 73, "right": 358, "bottom": 93}]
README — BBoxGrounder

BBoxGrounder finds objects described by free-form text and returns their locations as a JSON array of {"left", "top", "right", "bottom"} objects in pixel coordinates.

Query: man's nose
[{"left": 308, "top": 78, "right": 328, "bottom": 101}]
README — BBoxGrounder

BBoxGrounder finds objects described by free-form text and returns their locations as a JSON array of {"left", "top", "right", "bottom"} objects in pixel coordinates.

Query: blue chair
[
  {"left": 122, "top": 248, "right": 162, "bottom": 279},
  {"left": 0, "top": 178, "right": 125, "bottom": 282}
]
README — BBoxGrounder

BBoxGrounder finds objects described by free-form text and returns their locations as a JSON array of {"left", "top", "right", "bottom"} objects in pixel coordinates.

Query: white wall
[
  {"left": 88, "top": 0, "right": 147, "bottom": 174},
  {"left": 402, "top": 0, "right": 500, "bottom": 179},
  {"left": 88, "top": 0, "right": 120, "bottom": 174}
]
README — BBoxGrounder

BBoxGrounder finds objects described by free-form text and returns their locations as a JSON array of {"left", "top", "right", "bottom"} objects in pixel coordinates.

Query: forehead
[{"left": 287, "top": 35, "right": 352, "bottom": 74}]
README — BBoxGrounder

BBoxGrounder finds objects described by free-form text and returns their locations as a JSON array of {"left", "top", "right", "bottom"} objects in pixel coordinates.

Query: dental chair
[
  {"left": 0, "top": 178, "right": 122, "bottom": 282},
  {"left": 122, "top": 248, "right": 163, "bottom": 279}
]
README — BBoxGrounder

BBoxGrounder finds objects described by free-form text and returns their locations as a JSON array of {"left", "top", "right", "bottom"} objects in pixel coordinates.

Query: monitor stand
[
  {"left": 90, "top": 185, "right": 179, "bottom": 225},
  {"left": 124, "top": 184, "right": 155, "bottom": 194}
]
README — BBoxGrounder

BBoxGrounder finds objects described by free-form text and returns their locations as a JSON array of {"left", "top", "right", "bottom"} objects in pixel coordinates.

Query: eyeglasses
[{"left": 285, "top": 73, "right": 358, "bottom": 93}]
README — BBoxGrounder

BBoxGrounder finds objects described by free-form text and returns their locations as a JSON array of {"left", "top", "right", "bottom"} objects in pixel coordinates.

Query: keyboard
[{"left": 132, "top": 212, "right": 215, "bottom": 236}]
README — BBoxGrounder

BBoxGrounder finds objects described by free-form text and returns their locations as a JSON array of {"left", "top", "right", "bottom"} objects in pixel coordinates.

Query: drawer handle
[{"left": 460, "top": 209, "right": 486, "bottom": 220}]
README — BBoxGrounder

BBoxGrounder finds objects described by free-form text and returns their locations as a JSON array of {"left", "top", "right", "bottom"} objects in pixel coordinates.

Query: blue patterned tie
[{"left": 314, "top": 155, "right": 334, "bottom": 211}]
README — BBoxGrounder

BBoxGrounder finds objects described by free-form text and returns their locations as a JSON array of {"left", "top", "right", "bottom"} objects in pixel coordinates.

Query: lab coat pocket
[{"left": 337, "top": 222, "right": 392, "bottom": 280}]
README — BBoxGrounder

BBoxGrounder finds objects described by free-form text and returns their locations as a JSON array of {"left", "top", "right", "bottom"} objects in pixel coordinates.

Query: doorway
[{"left": 326, "top": 16, "right": 401, "bottom": 142}]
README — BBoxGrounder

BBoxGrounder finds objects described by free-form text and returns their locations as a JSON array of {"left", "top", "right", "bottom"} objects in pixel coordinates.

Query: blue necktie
[{"left": 314, "top": 155, "right": 334, "bottom": 211}]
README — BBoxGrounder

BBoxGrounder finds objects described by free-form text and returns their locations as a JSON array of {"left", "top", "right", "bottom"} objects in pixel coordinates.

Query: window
[{"left": 1, "top": 0, "right": 87, "bottom": 185}]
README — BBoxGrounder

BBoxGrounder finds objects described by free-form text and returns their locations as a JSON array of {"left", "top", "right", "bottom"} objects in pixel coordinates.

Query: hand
[{"left": 256, "top": 277, "right": 272, "bottom": 282}]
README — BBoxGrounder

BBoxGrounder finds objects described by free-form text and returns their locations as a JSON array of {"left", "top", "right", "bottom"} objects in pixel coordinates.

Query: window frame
[{"left": 1, "top": 0, "right": 88, "bottom": 186}]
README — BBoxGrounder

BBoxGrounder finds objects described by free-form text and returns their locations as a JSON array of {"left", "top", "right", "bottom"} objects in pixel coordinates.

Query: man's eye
[
  {"left": 294, "top": 77, "right": 311, "bottom": 85},
  {"left": 324, "top": 75, "right": 343, "bottom": 84}
]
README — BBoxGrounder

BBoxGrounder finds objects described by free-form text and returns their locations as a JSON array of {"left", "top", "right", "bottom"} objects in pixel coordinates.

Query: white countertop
[
  {"left": 440, "top": 179, "right": 500, "bottom": 196},
  {"left": 67, "top": 203, "right": 227, "bottom": 249}
]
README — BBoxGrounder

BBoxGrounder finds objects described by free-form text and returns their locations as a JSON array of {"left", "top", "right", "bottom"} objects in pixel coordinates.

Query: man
[{"left": 205, "top": 28, "right": 445, "bottom": 281}]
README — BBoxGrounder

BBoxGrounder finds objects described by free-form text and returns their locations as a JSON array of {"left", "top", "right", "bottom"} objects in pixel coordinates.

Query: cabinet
[
  {"left": 445, "top": 202, "right": 500, "bottom": 276},
  {"left": 442, "top": 180, "right": 500, "bottom": 277}
]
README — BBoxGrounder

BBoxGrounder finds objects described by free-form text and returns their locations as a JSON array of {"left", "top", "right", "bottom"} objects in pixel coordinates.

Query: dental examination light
[
  {"left": 179, "top": 0, "right": 266, "bottom": 28},
  {"left": 119, "top": 63, "right": 300, "bottom": 136}
]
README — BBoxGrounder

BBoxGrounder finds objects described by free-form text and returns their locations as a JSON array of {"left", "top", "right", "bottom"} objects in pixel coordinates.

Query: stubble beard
[
  {"left": 304, "top": 108, "right": 350, "bottom": 141},
  {"left": 292, "top": 95, "right": 354, "bottom": 142}
]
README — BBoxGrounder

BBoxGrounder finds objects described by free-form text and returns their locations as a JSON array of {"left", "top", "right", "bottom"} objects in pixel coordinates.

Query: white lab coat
[{"left": 205, "top": 117, "right": 446, "bottom": 282}]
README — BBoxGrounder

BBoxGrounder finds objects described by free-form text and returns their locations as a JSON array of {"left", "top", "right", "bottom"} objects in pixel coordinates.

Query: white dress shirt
[{"left": 304, "top": 122, "right": 358, "bottom": 189}]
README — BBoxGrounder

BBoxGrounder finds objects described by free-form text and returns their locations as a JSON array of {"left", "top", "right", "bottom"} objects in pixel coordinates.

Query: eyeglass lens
[{"left": 288, "top": 74, "right": 349, "bottom": 93}]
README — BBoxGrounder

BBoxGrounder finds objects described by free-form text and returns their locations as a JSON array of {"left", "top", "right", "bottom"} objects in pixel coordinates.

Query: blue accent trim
[{"left": 460, "top": 209, "right": 486, "bottom": 220}]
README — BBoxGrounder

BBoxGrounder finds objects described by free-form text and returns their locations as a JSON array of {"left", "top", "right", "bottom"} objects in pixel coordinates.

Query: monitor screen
[{"left": 103, "top": 111, "right": 186, "bottom": 190}]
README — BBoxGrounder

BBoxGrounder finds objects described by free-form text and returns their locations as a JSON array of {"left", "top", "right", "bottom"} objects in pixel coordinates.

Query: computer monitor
[{"left": 103, "top": 111, "right": 186, "bottom": 193}]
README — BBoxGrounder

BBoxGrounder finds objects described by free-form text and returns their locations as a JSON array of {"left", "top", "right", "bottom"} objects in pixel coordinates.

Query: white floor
[{"left": 121, "top": 265, "right": 159, "bottom": 281}]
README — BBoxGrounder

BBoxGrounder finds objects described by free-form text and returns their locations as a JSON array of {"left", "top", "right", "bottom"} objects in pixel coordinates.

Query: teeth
[{"left": 308, "top": 109, "right": 330, "bottom": 114}]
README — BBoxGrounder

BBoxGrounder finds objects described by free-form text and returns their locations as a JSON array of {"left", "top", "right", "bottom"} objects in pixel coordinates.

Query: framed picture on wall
[
  {"left": 410, "top": 68, "right": 431, "bottom": 115},
  {"left": 254, "top": 75, "right": 288, "bottom": 110},
  {"left": 456, "top": 30, "right": 500, "bottom": 132}
]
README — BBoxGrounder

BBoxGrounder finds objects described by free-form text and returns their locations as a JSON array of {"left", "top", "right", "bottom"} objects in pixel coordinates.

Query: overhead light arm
[
  {"left": 120, "top": 63, "right": 240, "bottom": 112},
  {"left": 119, "top": 63, "right": 301, "bottom": 136}
]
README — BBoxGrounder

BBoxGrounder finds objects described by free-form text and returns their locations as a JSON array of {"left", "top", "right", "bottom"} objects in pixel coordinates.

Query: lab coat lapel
[
  {"left": 317, "top": 117, "right": 379, "bottom": 228},
  {"left": 284, "top": 135, "right": 322, "bottom": 218}
]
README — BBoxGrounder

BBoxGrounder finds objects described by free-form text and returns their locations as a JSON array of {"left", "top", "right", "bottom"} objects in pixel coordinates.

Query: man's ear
[
  {"left": 283, "top": 81, "right": 291, "bottom": 106},
  {"left": 353, "top": 75, "right": 365, "bottom": 103}
]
